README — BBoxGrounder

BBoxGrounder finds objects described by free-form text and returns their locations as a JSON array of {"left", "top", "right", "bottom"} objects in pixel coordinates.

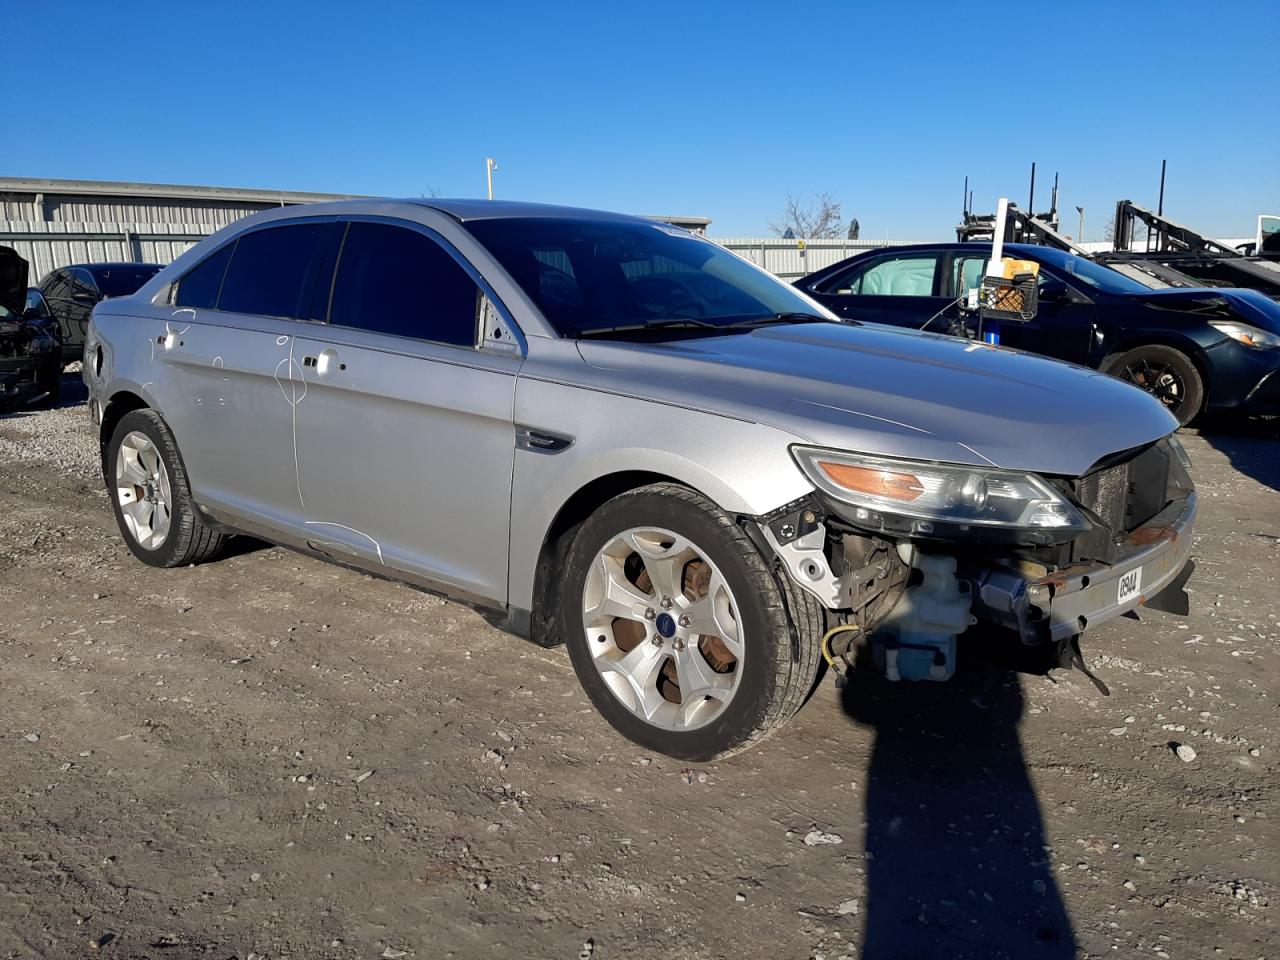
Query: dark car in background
[
  {"left": 0, "top": 247, "right": 62, "bottom": 407},
  {"left": 39, "top": 262, "right": 162, "bottom": 364},
  {"left": 796, "top": 243, "right": 1280, "bottom": 425}
]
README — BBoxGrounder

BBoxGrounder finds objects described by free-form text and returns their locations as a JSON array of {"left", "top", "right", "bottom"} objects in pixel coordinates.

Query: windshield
[
  {"left": 92, "top": 265, "right": 162, "bottom": 298},
  {"left": 1024, "top": 247, "right": 1151, "bottom": 295},
  {"left": 464, "top": 218, "right": 830, "bottom": 336}
]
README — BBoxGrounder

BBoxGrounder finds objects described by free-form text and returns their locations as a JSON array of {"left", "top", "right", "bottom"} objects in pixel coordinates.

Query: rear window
[
  {"left": 92, "top": 265, "right": 161, "bottom": 298},
  {"left": 1026, "top": 247, "right": 1150, "bottom": 295},
  {"left": 218, "top": 223, "right": 331, "bottom": 319},
  {"left": 174, "top": 243, "right": 234, "bottom": 310}
]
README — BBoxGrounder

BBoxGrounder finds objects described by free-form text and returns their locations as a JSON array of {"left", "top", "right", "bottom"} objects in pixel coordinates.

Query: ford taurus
[{"left": 82, "top": 200, "right": 1196, "bottom": 759}]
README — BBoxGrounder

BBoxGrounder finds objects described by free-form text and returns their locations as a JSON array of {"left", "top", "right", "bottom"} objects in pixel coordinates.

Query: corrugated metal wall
[
  {"left": 714, "top": 238, "right": 917, "bottom": 278},
  {"left": 0, "top": 194, "right": 270, "bottom": 228},
  {"left": 1, "top": 222, "right": 207, "bottom": 282},
  {"left": 0, "top": 180, "right": 328, "bottom": 283}
]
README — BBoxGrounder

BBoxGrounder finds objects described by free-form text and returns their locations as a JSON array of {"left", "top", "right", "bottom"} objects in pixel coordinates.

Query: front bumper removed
[
  {"left": 0, "top": 357, "right": 53, "bottom": 405},
  {"left": 973, "top": 491, "right": 1197, "bottom": 645}
]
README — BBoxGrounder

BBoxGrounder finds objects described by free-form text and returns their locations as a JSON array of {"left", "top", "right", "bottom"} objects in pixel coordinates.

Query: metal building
[
  {"left": 0, "top": 177, "right": 352, "bottom": 282},
  {"left": 714, "top": 236, "right": 911, "bottom": 279},
  {"left": 0, "top": 177, "right": 714, "bottom": 283}
]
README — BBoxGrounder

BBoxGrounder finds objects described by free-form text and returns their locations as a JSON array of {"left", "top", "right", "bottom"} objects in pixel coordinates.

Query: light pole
[
  {"left": 485, "top": 157, "right": 498, "bottom": 200},
  {"left": 1075, "top": 205, "right": 1085, "bottom": 243}
]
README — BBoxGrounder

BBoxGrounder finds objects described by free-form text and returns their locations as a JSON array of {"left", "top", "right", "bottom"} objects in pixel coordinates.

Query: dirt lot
[{"left": 1, "top": 375, "right": 1276, "bottom": 960}]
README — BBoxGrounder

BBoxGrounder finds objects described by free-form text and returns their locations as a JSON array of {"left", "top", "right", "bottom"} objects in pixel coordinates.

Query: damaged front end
[
  {"left": 0, "top": 318, "right": 61, "bottom": 407},
  {"left": 0, "top": 247, "right": 61, "bottom": 408},
  {"left": 752, "top": 436, "right": 1197, "bottom": 693}
]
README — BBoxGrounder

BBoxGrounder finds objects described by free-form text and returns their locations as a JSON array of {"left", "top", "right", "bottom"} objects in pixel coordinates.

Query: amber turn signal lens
[{"left": 817, "top": 461, "right": 925, "bottom": 501}]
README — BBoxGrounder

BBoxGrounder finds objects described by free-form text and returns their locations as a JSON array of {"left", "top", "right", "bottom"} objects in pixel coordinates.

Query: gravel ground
[{"left": 0, "top": 372, "right": 1277, "bottom": 960}]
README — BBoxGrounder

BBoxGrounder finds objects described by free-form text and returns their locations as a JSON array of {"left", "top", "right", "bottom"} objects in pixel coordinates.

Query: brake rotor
[{"left": 683, "top": 559, "right": 736, "bottom": 674}]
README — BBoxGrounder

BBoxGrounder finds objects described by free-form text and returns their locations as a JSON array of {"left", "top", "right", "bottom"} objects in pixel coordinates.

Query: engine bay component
[
  {"left": 874, "top": 546, "right": 974, "bottom": 683},
  {"left": 0, "top": 246, "right": 61, "bottom": 408}
]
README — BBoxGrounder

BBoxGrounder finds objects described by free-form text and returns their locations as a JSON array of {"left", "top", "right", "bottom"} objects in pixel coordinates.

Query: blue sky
[{"left": 7, "top": 0, "right": 1277, "bottom": 239}]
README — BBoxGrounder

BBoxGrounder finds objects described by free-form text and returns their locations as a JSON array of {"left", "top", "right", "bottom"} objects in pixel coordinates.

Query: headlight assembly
[
  {"left": 791, "top": 446, "right": 1087, "bottom": 533},
  {"left": 1209, "top": 320, "right": 1280, "bottom": 350}
]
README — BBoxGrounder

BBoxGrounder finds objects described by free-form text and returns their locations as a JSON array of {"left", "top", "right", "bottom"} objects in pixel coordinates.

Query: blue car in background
[{"left": 796, "top": 243, "right": 1280, "bottom": 425}]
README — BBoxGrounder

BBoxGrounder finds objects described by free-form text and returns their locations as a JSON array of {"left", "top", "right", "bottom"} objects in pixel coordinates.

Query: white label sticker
[{"left": 1117, "top": 567, "right": 1143, "bottom": 606}]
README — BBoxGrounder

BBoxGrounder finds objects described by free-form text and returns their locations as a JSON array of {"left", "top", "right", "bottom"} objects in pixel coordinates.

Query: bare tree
[
  {"left": 768, "top": 193, "right": 844, "bottom": 239},
  {"left": 1103, "top": 215, "right": 1147, "bottom": 247}
]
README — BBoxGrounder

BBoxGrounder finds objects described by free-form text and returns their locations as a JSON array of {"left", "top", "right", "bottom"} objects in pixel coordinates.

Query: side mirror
[{"left": 1038, "top": 279, "right": 1070, "bottom": 303}]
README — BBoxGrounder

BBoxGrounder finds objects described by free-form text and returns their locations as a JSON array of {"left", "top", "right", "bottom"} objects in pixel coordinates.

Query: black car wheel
[{"left": 1104, "top": 345, "right": 1204, "bottom": 426}]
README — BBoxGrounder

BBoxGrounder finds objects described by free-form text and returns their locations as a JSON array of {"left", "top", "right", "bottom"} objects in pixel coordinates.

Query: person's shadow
[
  {"left": 1194, "top": 417, "right": 1280, "bottom": 493},
  {"left": 841, "top": 637, "right": 1076, "bottom": 959}
]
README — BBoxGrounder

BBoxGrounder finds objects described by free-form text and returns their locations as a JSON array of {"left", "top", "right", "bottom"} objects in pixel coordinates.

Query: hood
[
  {"left": 577, "top": 322, "right": 1177, "bottom": 477},
  {"left": 0, "top": 246, "right": 28, "bottom": 317},
  {"left": 1126, "top": 287, "right": 1280, "bottom": 334}
]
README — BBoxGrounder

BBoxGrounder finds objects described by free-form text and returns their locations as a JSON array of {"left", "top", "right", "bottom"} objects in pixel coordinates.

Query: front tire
[
  {"left": 559, "top": 483, "right": 823, "bottom": 760},
  {"left": 106, "top": 409, "right": 225, "bottom": 567},
  {"left": 1103, "top": 344, "right": 1204, "bottom": 426}
]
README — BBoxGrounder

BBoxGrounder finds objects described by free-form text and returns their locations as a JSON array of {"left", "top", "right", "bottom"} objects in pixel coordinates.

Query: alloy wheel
[
  {"left": 1120, "top": 357, "right": 1185, "bottom": 411},
  {"left": 115, "top": 431, "right": 172, "bottom": 550},
  {"left": 581, "top": 527, "right": 743, "bottom": 731}
]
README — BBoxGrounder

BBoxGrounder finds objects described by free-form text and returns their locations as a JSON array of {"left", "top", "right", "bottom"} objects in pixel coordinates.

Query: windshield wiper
[
  {"left": 575, "top": 318, "right": 726, "bottom": 338},
  {"left": 575, "top": 312, "right": 837, "bottom": 340},
  {"left": 719, "top": 312, "right": 840, "bottom": 330}
]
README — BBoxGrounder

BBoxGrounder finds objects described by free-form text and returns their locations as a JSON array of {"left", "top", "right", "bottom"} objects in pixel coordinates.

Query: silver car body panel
[
  {"left": 571, "top": 324, "right": 1178, "bottom": 476},
  {"left": 87, "top": 198, "right": 1182, "bottom": 621}
]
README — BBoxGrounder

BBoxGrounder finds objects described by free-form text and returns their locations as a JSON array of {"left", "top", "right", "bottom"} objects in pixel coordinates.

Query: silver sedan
[{"left": 83, "top": 199, "right": 1196, "bottom": 759}]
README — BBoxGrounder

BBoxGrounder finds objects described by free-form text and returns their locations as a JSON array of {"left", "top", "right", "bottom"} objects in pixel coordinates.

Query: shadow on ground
[
  {"left": 841, "top": 638, "right": 1076, "bottom": 960},
  {"left": 1190, "top": 416, "right": 1280, "bottom": 492}
]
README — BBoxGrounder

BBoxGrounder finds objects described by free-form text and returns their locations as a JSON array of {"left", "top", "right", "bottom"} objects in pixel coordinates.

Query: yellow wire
[{"left": 820, "top": 623, "right": 862, "bottom": 669}]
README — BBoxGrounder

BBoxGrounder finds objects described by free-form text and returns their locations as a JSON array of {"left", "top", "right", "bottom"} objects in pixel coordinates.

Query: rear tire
[
  {"left": 558, "top": 482, "right": 823, "bottom": 760},
  {"left": 1103, "top": 344, "right": 1204, "bottom": 426},
  {"left": 36, "top": 360, "right": 61, "bottom": 408},
  {"left": 106, "top": 409, "right": 225, "bottom": 567}
]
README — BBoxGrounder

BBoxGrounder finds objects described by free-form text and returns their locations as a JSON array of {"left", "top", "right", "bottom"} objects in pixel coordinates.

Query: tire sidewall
[
  {"left": 1106, "top": 345, "right": 1203, "bottom": 425},
  {"left": 39, "top": 360, "right": 61, "bottom": 407},
  {"left": 559, "top": 487, "right": 785, "bottom": 760},
  {"left": 106, "top": 410, "right": 192, "bottom": 567}
]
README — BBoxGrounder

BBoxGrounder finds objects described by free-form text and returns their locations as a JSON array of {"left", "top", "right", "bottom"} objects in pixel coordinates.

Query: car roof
[
  {"left": 407, "top": 198, "right": 648, "bottom": 223},
  {"left": 276, "top": 197, "right": 651, "bottom": 224}
]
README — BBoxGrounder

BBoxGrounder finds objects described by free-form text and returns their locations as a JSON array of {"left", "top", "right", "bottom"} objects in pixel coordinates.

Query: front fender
[{"left": 506, "top": 375, "right": 812, "bottom": 613}]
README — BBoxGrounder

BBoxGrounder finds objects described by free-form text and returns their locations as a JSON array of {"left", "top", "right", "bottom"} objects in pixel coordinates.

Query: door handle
[{"left": 303, "top": 350, "right": 346, "bottom": 374}]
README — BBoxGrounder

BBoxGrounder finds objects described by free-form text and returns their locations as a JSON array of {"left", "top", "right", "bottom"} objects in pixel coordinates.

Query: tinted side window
[
  {"left": 175, "top": 242, "right": 235, "bottom": 309},
  {"left": 24, "top": 290, "right": 50, "bottom": 316},
  {"left": 330, "top": 223, "right": 479, "bottom": 346},
  {"left": 93, "top": 265, "right": 162, "bottom": 298},
  {"left": 219, "top": 223, "right": 330, "bottom": 319},
  {"left": 42, "top": 270, "right": 73, "bottom": 303},
  {"left": 71, "top": 268, "right": 99, "bottom": 299}
]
